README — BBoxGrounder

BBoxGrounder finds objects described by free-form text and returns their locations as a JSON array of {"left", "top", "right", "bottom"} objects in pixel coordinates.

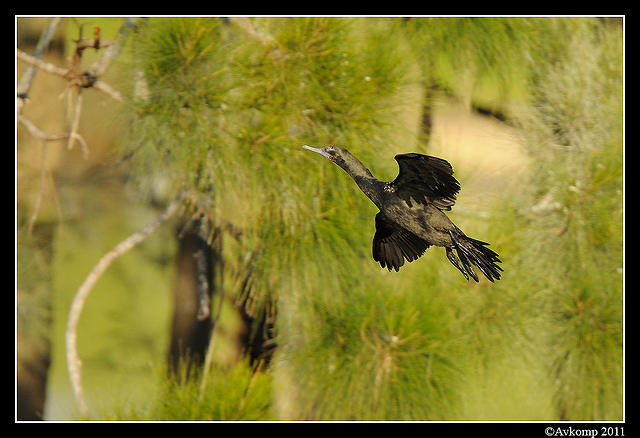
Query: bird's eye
[{"left": 324, "top": 146, "right": 336, "bottom": 155}]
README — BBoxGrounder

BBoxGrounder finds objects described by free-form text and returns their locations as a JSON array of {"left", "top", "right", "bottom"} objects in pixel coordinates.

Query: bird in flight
[{"left": 302, "top": 145, "right": 502, "bottom": 282}]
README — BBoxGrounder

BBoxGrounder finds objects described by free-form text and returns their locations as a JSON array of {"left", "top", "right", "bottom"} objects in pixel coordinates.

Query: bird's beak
[{"left": 302, "top": 145, "right": 329, "bottom": 159}]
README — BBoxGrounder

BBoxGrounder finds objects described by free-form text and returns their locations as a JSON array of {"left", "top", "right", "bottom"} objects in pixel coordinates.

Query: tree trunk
[
  {"left": 167, "top": 220, "right": 216, "bottom": 379},
  {"left": 17, "top": 221, "right": 55, "bottom": 420}
]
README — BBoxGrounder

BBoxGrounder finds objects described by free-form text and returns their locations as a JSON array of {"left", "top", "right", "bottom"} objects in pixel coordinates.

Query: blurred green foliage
[
  {"left": 405, "top": 17, "right": 533, "bottom": 109},
  {"left": 27, "top": 16, "right": 622, "bottom": 421},
  {"left": 102, "top": 360, "right": 273, "bottom": 420},
  {"left": 122, "top": 17, "right": 421, "bottom": 331},
  {"left": 512, "top": 19, "right": 623, "bottom": 420}
]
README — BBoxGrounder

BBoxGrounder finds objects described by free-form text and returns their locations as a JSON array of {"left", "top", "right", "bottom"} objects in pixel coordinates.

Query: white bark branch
[{"left": 65, "top": 200, "right": 180, "bottom": 417}]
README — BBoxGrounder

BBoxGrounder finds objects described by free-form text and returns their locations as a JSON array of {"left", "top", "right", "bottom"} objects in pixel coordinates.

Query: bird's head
[
  {"left": 302, "top": 145, "right": 345, "bottom": 162},
  {"left": 302, "top": 144, "right": 373, "bottom": 179}
]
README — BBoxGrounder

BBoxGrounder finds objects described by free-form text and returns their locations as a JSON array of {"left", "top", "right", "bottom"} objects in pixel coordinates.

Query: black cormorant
[{"left": 302, "top": 145, "right": 502, "bottom": 282}]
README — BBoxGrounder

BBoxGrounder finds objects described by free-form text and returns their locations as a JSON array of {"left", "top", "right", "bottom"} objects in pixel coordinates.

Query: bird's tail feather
[{"left": 448, "top": 230, "right": 502, "bottom": 282}]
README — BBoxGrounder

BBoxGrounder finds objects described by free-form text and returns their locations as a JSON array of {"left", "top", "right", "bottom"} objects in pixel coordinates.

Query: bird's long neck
[{"left": 334, "top": 155, "right": 385, "bottom": 207}]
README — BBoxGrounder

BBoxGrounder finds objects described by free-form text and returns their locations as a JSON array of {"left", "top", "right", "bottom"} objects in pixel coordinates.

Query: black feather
[
  {"left": 391, "top": 153, "right": 461, "bottom": 210},
  {"left": 373, "top": 212, "right": 430, "bottom": 271}
]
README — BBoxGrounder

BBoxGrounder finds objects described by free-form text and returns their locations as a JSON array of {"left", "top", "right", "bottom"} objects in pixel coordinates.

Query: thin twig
[
  {"left": 17, "top": 49, "right": 68, "bottom": 78},
  {"left": 66, "top": 89, "right": 85, "bottom": 156},
  {"left": 18, "top": 114, "right": 67, "bottom": 142},
  {"left": 88, "top": 18, "right": 137, "bottom": 78},
  {"left": 65, "top": 200, "right": 180, "bottom": 417},
  {"left": 17, "top": 49, "right": 122, "bottom": 101},
  {"left": 19, "top": 115, "right": 88, "bottom": 232},
  {"left": 18, "top": 19, "right": 127, "bottom": 239},
  {"left": 92, "top": 80, "right": 122, "bottom": 101},
  {"left": 27, "top": 139, "right": 48, "bottom": 237},
  {"left": 17, "top": 18, "right": 62, "bottom": 90},
  {"left": 18, "top": 115, "right": 89, "bottom": 153},
  {"left": 47, "top": 171, "right": 63, "bottom": 222},
  {"left": 199, "top": 230, "right": 225, "bottom": 400},
  {"left": 17, "top": 18, "right": 62, "bottom": 115},
  {"left": 199, "top": 290, "right": 225, "bottom": 399}
]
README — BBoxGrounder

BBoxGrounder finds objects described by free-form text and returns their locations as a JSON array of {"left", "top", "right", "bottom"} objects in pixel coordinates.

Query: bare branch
[
  {"left": 27, "top": 140, "right": 48, "bottom": 237},
  {"left": 17, "top": 49, "right": 68, "bottom": 78},
  {"left": 19, "top": 115, "right": 89, "bottom": 233},
  {"left": 18, "top": 114, "right": 88, "bottom": 151},
  {"left": 18, "top": 114, "right": 67, "bottom": 142},
  {"left": 17, "top": 49, "right": 122, "bottom": 101},
  {"left": 17, "top": 20, "right": 129, "bottom": 235},
  {"left": 66, "top": 89, "right": 85, "bottom": 157},
  {"left": 17, "top": 18, "right": 62, "bottom": 114},
  {"left": 92, "top": 80, "right": 123, "bottom": 101},
  {"left": 65, "top": 200, "right": 180, "bottom": 417},
  {"left": 88, "top": 18, "right": 138, "bottom": 78}
]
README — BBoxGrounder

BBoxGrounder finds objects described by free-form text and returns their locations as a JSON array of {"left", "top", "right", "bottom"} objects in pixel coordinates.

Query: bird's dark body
[
  {"left": 377, "top": 196, "right": 453, "bottom": 247},
  {"left": 302, "top": 145, "right": 502, "bottom": 282}
]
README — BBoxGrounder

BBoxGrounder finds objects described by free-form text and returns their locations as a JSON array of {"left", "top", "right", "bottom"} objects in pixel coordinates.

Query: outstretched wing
[
  {"left": 372, "top": 212, "right": 431, "bottom": 272},
  {"left": 390, "top": 153, "right": 460, "bottom": 210}
]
